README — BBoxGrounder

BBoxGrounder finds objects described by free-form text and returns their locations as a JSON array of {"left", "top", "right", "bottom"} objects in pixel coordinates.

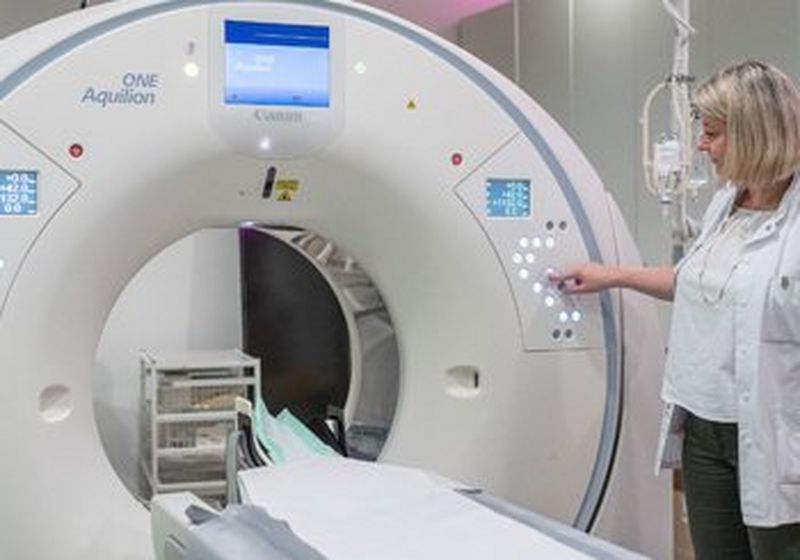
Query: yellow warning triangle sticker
[
  {"left": 277, "top": 191, "right": 293, "bottom": 202},
  {"left": 407, "top": 99, "right": 417, "bottom": 110}
]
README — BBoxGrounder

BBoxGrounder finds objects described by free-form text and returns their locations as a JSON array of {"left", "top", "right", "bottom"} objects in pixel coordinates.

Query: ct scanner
[{"left": 0, "top": 1, "right": 671, "bottom": 558}]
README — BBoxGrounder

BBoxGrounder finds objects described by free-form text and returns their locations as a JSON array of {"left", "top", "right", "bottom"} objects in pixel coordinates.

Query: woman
[{"left": 553, "top": 61, "right": 800, "bottom": 559}]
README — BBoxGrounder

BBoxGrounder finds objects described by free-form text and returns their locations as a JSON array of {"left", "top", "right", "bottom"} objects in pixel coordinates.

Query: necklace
[
  {"left": 698, "top": 238, "right": 742, "bottom": 304},
  {"left": 697, "top": 209, "right": 769, "bottom": 305}
]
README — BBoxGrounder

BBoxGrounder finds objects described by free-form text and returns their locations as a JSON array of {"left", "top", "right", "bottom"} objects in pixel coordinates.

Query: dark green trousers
[{"left": 682, "top": 412, "right": 800, "bottom": 560}]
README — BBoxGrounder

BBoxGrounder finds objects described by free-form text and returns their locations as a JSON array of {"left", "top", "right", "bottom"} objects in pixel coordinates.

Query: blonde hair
[{"left": 693, "top": 60, "right": 800, "bottom": 187}]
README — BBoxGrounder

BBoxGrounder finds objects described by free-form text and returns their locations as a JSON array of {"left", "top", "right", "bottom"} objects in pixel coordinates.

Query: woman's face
[{"left": 697, "top": 115, "right": 727, "bottom": 175}]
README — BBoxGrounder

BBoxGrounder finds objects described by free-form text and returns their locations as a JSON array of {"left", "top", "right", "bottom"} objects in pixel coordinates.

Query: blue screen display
[
  {"left": 0, "top": 170, "right": 38, "bottom": 216},
  {"left": 486, "top": 179, "right": 531, "bottom": 219},
  {"left": 224, "top": 20, "right": 330, "bottom": 107}
]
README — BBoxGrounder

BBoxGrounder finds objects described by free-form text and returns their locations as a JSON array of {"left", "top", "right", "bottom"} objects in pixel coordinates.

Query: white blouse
[{"left": 663, "top": 206, "right": 774, "bottom": 422}]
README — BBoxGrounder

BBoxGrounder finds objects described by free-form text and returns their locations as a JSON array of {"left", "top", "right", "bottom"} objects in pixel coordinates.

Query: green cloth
[{"left": 254, "top": 397, "right": 337, "bottom": 465}]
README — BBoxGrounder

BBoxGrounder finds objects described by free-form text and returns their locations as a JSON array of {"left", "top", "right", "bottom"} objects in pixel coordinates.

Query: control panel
[
  {"left": 0, "top": 121, "right": 80, "bottom": 316},
  {"left": 455, "top": 134, "right": 604, "bottom": 351}
]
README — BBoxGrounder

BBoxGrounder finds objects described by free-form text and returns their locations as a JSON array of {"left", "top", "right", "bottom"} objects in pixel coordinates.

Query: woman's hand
[
  {"left": 549, "top": 263, "right": 620, "bottom": 295},
  {"left": 549, "top": 264, "right": 675, "bottom": 301}
]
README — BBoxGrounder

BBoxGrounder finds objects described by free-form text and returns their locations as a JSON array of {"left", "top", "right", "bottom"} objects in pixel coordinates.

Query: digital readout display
[
  {"left": 0, "top": 170, "right": 38, "bottom": 216},
  {"left": 486, "top": 178, "right": 531, "bottom": 219}
]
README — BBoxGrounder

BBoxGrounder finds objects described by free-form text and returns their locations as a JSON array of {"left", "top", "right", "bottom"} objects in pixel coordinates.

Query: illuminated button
[
  {"left": 519, "top": 237, "right": 530, "bottom": 249},
  {"left": 0, "top": 258, "right": 4, "bottom": 271},
  {"left": 545, "top": 236, "right": 556, "bottom": 249},
  {"left": 544, "top": 295, "right": 556, "bottom": 307},
  {"left": 518, "top": 269, "right": 530, "bottom": 280},
  {"left": 183, "top": 62, "right": 200, "bottom": 77},
  {"left": 532, "top": 237, "right": 542, "bottom": 248},
  {"left": 571, "top": 310, "right": 583, "bottom": 322},
  {"left": 525, "top": 253, "right": 536, "bottom": 264},
  {"left": 532, "top": 282, "right": 544, "bottom": 294},
  {"left": 354, "top": 61, "right": 368, "bottom": 74},
  {"left": 258, "top": 137, "right": 272, "bottom": 152},
  {"left": 512, "top": 253, "right": 523, "bottom": 264},
  {"left": 559, "top": 311, "right": 569, "bottom": 323}
]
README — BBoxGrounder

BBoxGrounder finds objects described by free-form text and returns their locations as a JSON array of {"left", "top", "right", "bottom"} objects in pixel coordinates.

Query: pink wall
[{"left": 360, "top": 0, "right": 510, "bottom": 37}]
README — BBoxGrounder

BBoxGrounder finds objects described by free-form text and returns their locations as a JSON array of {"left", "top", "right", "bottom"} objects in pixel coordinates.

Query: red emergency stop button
[{"left": 69, "top": 144, "right": 84, "bottom": 159}]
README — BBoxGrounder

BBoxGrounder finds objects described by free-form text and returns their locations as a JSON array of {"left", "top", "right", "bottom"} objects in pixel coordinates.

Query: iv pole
[{"left": 641, "top": 0, "right": 697, "bottom": 263}]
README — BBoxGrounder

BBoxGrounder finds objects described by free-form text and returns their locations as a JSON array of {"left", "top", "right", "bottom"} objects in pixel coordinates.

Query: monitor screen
[
  {"left": 0, "top": 170, "right": 38, "bottom": 216},
  {"left": 485, "top": 179, "right": 531, "bottom": 219},
  {"left": 224, "top": 20, "right": 330, "bottom": 107}
]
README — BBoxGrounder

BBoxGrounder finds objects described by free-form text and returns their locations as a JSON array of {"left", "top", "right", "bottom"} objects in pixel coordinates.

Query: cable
[{"left": 660, "top": 0, "right": 696, "bottom": 34}]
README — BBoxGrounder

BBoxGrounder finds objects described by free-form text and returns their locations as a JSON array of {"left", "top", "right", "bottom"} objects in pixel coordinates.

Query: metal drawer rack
[{"left": 139, "top": 349, "right": 261, "bottom": 501}]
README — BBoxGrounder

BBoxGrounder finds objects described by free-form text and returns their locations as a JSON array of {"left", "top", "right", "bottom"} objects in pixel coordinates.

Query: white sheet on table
[{"left": 238, "top": 458, "right": 592, "bottom": 560}]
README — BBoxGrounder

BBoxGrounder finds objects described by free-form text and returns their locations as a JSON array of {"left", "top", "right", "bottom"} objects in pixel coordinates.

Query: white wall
[{"left": 93, "top": 229, "right": 242, "bottom": 496}]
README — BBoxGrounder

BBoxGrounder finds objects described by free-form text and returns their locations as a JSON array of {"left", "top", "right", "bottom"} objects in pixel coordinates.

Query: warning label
[{"left": 275, "top": 179, "right": 300, "bottom": 202}]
